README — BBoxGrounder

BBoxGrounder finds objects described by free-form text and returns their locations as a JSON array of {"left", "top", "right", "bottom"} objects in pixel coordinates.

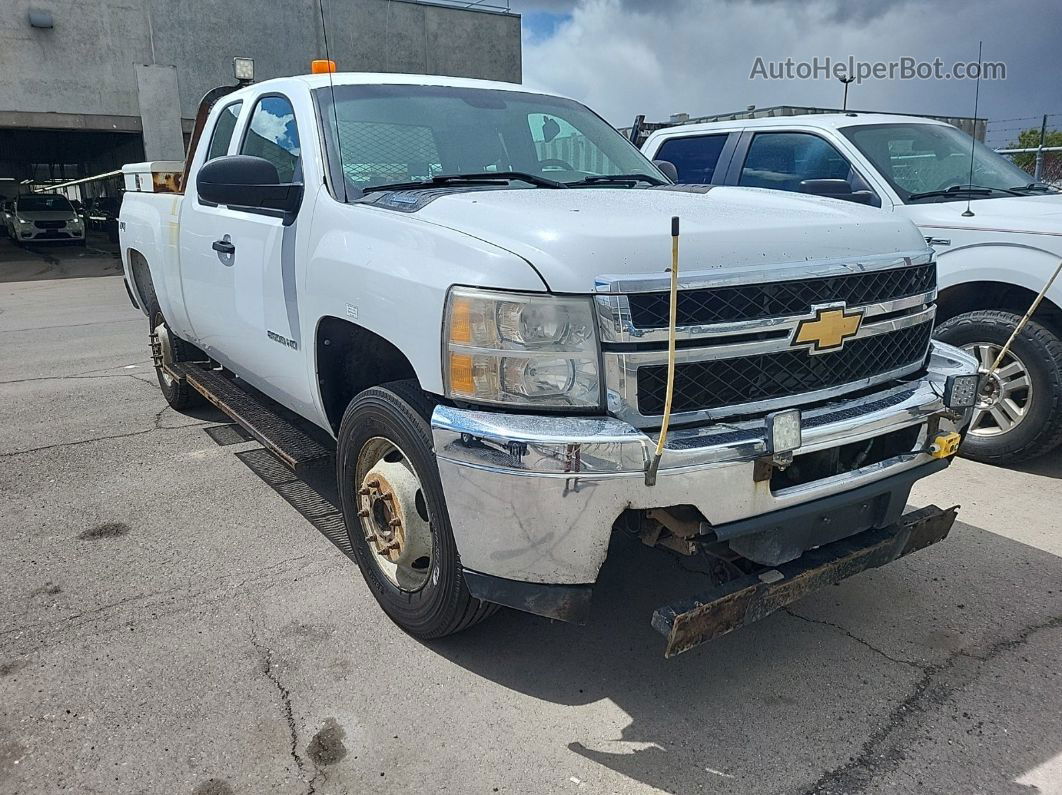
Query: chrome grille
[
  {"left": 637, "top": 321, "right": 932, "bottom": 415},
  {"left": 596, "top": 252, "right": 938, "bottom": 427},
  {"left": 627, "top": 263, "right": 935, "bottom": 329}
]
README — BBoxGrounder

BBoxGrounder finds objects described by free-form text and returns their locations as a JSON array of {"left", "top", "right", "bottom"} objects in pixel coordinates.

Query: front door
[{"left": 181, "top": 92, "right": 314, "bottom": 414}]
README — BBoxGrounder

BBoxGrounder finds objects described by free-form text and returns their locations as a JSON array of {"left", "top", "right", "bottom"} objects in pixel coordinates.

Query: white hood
[
  {"left": 407, "top": 186, "right": 930, "bottom": 292},
  {"left": 906, "top": 193, "right": 1062, "bottom": 236}
]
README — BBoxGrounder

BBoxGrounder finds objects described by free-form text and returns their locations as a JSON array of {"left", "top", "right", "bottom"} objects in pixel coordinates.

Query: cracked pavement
[{"left": 1, "top": 240, "right": 1060, "bottom": 794}]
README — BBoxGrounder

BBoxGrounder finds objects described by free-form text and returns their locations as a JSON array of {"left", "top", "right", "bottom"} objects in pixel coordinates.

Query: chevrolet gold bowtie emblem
[{"left": 792, "top": 306, "right": 864, "bottom": 353}]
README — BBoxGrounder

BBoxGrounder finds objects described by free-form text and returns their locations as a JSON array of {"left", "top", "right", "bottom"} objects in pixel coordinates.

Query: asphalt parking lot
[{"left": 1, "top": 235, "right": 1060, "bottom": 795}]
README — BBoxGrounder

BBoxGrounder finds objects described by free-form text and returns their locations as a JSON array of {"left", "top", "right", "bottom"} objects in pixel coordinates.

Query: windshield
[
  {"left": 840, "top": 123, "right": 1042, "bottom": 202},
  {"left": 17, "top": 195, "right": 74, "bottom": 213},
  {"left": 314, "top": 84, "right": 663, "bottom": 195}
]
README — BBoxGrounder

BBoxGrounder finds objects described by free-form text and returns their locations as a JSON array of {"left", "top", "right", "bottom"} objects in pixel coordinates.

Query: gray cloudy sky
[{"left": 509, "top": 0, "right": 1062, "bottom": 142}]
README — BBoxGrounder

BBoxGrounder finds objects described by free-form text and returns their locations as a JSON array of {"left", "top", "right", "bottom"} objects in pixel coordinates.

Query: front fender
[
  {"left": 935, "top": 241, "right": 1062, "bottom": 307},
  {"left": 301, "top": 196, "right": 548, "bottom": 397}
]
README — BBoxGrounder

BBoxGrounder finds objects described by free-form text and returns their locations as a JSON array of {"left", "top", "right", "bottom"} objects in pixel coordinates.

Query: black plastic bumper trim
[
  {"left": 709, "top": 457, "right": 949, "bottom": 543},
  {"left": 462, "top": 569, "right": 593, "bottom": 624}
]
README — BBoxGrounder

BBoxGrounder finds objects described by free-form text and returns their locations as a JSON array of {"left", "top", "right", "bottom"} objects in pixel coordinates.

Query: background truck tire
[
  {"left": 934, "top": 310, "right": 1062, "bottom": 464},
  {"left": 336, "top": 380, "right": 498, "bottom": 639}
]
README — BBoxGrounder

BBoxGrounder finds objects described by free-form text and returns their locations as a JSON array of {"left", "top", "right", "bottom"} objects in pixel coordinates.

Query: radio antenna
[
  {"left": 962, "top": 40, "right": 983, "bottom": 218},
  {"left": 317, "top": 0, "right": 348, "bottom": 203}
]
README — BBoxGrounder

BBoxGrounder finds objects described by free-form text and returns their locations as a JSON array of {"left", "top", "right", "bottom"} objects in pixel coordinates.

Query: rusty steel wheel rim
[
  {"left": 153, "top": 315, "right": 175, "bottom": 389},
  {"left": 354, "top": 437, "right": 434, "bottom": 592}
]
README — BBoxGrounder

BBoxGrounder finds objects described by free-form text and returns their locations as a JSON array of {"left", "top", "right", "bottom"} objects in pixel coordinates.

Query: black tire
[
  {"left": 934, "top": 310, "right": 1062, "bottom": 464},
  {"left": 146, "top": 302, "right": 202, "bottom": 411},
  {"left": 336, "top": 380, "right": 498, "bottom": 639}
]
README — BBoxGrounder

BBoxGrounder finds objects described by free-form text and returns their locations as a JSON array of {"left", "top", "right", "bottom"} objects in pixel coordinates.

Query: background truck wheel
[
  {"left": 336, "top": 380, "right": 498, "bottom": 639},
  {"left": 148, "top": 306, "right": 202, "bottom": 411},
  {"left": 934, "top": 310, "right": 1062, "bottom": 464}
]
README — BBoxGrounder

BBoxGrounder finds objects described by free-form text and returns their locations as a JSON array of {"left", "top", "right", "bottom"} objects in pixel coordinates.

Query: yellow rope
[
  {"left": 654, "top": 230, "right": 680, "bottom": 459},
  {"left": 646, "top": 217, "right": 680, "bottom": 486}
]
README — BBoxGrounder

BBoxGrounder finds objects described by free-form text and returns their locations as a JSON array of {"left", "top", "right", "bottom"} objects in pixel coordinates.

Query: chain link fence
[{"left": 986, "top": 113, "right": 1062, "bottom": 186}]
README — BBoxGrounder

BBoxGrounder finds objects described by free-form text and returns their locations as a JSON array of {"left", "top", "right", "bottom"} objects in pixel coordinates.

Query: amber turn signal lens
[
  {"left": 449, "top": 352, "right": 475, "bottom": 396},
  {"left": 448, "top": 297, "right": 473, "bottom": 345}
]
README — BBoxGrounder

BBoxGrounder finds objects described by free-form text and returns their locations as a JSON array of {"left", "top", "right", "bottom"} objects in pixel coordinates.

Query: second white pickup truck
[
  {"left": 641, "top": 113, "right": 1062, "bottom": 464},
  {"left": 120, "top": 70, "right": 979, "bottom": 656}
]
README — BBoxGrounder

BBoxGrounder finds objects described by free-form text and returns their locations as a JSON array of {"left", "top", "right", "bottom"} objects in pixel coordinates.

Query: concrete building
[{"left": 0, "top": 0, "right": 520, "bottom": 199}]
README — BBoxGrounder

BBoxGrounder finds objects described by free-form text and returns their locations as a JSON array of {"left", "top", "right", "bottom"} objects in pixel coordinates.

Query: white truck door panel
[
  {"left": 181, "top": 92, "right": 315, "bottom": 415},
  {"left": 180, "top": 200, "right": 240, "bottom": 357}
]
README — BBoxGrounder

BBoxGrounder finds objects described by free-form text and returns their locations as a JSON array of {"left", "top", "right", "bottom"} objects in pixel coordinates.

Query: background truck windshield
[
  {"left": 315, "top": 84, "right": 661, "bottom": 194},
  {"left": 17, "top": 195, "right": 74, "bottom": 212},
  {"left": 840, "top": 122, "right": 1037, "bottom": 202}
]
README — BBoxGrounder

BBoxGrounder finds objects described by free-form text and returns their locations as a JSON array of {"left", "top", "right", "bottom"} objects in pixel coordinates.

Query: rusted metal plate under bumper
[{"left": 652, "top": 504, "right": 958, "bottom": 658}]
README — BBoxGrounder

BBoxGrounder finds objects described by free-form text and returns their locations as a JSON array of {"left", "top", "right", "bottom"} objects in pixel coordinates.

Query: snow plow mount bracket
[{"left": 651, "top": 504, "right": 959, "bottom": 657}]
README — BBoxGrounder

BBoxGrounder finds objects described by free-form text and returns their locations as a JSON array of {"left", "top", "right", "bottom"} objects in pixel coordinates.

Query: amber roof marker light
[{"left": 311, "top": 59, "right": 337, "bottom": 74}]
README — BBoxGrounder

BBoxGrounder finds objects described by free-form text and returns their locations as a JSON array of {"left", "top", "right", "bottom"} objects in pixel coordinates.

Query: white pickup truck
[
  {"left": 120, "top": 71, "right": 979, "bottom": 656},
  {"left": 641, "top": 113, "right": 1062, "bottom": 464}
]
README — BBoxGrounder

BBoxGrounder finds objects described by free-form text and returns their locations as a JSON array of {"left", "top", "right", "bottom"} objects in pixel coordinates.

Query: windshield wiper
[
  {"left": 1008, "top": 183, "right": 1058, "bottom": 194},
  {"left": 907, "top": 184, "right": 1024, "bottom": 201},
  {"left": 568, "top": 173, "right": 668, "bottom": 187},
  {"left": 362, "top": 171, "right": 568, "bottom": 194}
]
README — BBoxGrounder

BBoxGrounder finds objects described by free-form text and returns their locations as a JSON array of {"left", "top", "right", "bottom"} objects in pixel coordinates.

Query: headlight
[
  {"left": 71, "top": 216, "right": 83, "bottom": 227},
  {"left": 443, "top": 286, "right": 601, "bottom": 409},
  {"left": 18, "top": 218, "right": 31, "bottom": 226}
]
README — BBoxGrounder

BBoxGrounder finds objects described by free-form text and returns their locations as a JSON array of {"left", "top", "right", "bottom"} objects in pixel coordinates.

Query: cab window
[
  {"left": 654, "top": 134, "right": 729, "bottom": 184},
  {"left": 241, "top": 95, "right": 302, "bottom": 183},
  {"left": 205, "top": 102, "right": 243, "bottom": 161},
  {"left": 739, "top": 132, "right": 856, "bottom": 191}
]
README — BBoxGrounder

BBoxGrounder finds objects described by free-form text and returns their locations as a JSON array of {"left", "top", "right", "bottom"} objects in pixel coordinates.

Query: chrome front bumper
[{"left": 431, "top": 341, "right": 978, "bottom": 586}]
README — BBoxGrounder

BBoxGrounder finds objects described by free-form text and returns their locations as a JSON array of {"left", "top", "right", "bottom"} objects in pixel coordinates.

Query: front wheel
[
  {"left": 336, "top": 380, "right": 497, "bottom": 639},
  {"left": 934, "top": 310, "right": 1062, "bottom": 464}
]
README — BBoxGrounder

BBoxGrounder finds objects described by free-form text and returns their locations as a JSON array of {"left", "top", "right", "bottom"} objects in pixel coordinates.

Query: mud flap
[{"left": 651, "top": 504, "right": 958, "bottom": 658}]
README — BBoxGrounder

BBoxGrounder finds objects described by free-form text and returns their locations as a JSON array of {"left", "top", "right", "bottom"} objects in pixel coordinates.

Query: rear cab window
[
  {"left": 654, "top": 134, "right": 729, "bottom": 184},
  {"left": 205, "top": 101, "right": 243, "bottom": 161}
]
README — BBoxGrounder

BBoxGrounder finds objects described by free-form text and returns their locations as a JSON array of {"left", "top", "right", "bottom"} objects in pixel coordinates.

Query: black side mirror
[
  {"left": 798, "top": 178, "right": 854, "bottom": 198},
  {"left": 653, "top": 160, "right": 678, "bottom": 183},
  {"left": 799, "top": 178, "right": 880, "bottom": 207},
  {"left": 196, "top": 155, "right": 303, "bottom": 221}
]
